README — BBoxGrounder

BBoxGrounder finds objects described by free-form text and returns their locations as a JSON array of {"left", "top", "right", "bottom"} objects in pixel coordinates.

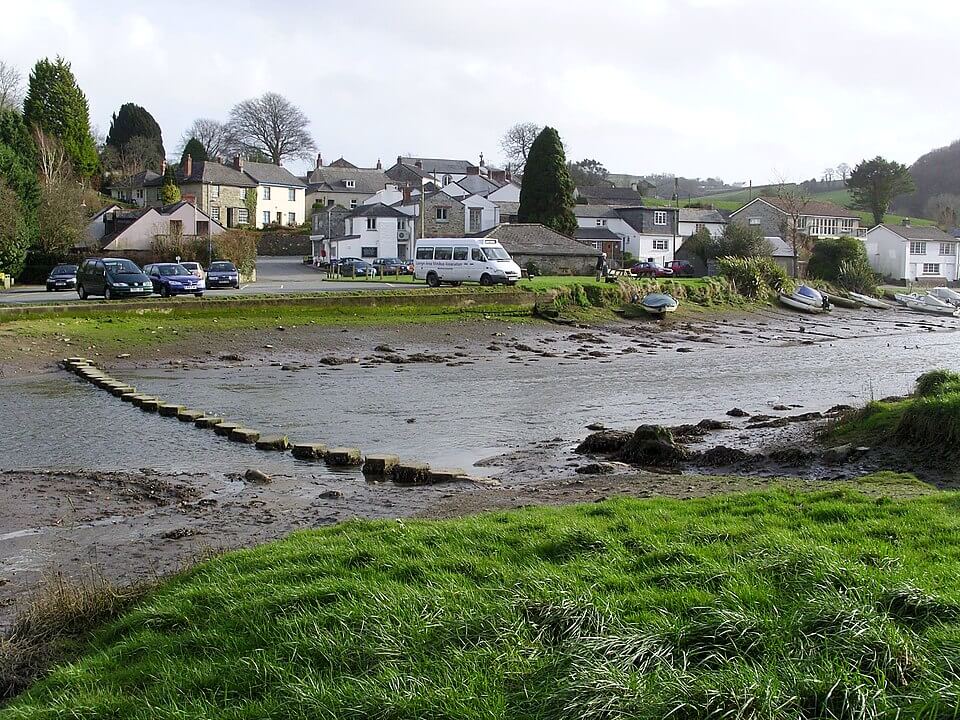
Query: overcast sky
[{"left": 2, "top": 0, "right": 953, "bottom": 183}]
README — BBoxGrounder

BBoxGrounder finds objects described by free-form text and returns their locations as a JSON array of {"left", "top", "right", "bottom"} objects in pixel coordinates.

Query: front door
[
  {"left": 469, "top": 208, "right": 482, "bottom": 233},
  {"left": 398, "top": 244, "right": 407, "bottom": 260},
  {"left": 226, "top": 207, "right": 234, "bottom": 228}
]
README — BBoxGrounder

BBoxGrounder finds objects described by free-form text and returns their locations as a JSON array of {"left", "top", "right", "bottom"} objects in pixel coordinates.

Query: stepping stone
[
  {"left": 194, "top": 416, "right": 224, "bottom": 429},
  {"left": 229, "top": 427, "right": 260, "bottom": 443},
  {"left": 139, "top": 399, "right": 160, "bottom": 412},
  {"left": 326, "top": 447, "right": 362, "bottom": 466},
  {"left": 391, "top": 461, "right": 431, "bottom": 485},
  {"left": 362, "top": 454, "right": 400, "bottom": 477},
  {"left": 109, "top": 385, "right": 135, "bottom": 397},
  {"left": 427, "top": 467, "right": 468, "bottom": 484},
  {"left": 177, "top": 409, "right": 204, "bottom": 422},
  {"left": 157, "top": 403, "right": 183, "bottom": 417},
  {"left": 213, "top": 422, "right": 239, "bottom": 436},
  {"left": 120, "top": 391, "right": 139, "bottom": 402},
  {"left": 255, "top": 434, "right": 290, "bottom": 451},
  {"left": 130, "top": 395, "right": 155, "bottom": 406},
  {"left": 291, "top": 443, "right": 327, "bottom": 460}
]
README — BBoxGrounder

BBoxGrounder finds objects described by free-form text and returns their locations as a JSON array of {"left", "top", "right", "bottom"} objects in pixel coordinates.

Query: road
[{"left": 0, "top": 256, "right": 418, "bottom": 305}]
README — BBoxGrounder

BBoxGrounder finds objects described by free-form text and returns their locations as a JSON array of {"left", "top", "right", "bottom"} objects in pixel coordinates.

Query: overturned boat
[
  {"left": 639, "top": 292, "right": 678, "bottom": 315},
  {"left": 930, "top": 286, "right": 960, "bottom": 307},
  {"left": 848, "top": 291, "right": 892, "bottom": 310},
  {"left": 896, "top": 292, "right": 959, "bottom": 316},
  {"left": 778, "top": 284, "right": 831, "bottom": 313}
]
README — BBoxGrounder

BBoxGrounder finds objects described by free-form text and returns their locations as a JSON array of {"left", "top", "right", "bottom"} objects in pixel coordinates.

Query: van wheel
[
  {"left": 104, "top": 286, "right": 113, "bottom": 301},
  {"left": 78, "top": 285, "right": 87, "bottom": 300},
  {"left": 480, "top": 274, "right": 493, "bottom": 286},
  {"left": 426, "top": 272, "right": 440, "bottom": 288},
  {"left": 450, "top": 281, "right": 462, "bottom": 287}
]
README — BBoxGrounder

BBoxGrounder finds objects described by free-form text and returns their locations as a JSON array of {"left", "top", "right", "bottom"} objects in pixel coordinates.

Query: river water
[{"left": 3, "top": 313, "right": 958, "bottom": 475}]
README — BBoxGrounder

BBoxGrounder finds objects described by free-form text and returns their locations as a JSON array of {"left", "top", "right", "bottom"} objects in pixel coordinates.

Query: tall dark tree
[
  {"left": 0, "top": 108, "right": 40, "bottom": 229},
  {"left": 180, "top": 137, "right": 208, "bottom": 165},
  {"left": 23, "top": 57, "right": 98, "bottom": 177},
  {"left": 517, "top": 127, "right": 577, "bottom": 237},
  {"left": 847, "top": 156, "right": 915, "bottom": 226},
  {"left": 227, "top": 92, "right": 315, "bottom": 165},
  {"left": 105, "top": 102, "right": 165, "bottom": 158}
]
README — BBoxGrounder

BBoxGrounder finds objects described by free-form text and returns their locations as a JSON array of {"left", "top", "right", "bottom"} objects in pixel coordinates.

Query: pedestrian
[{"left": 595, "top": 252, "right": 607, "bottom": 282}]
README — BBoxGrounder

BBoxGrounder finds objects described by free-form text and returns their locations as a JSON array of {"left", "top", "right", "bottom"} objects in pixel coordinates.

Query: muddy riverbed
[{"left": 2, "top": 305, "right": 959, "bottom": 628}]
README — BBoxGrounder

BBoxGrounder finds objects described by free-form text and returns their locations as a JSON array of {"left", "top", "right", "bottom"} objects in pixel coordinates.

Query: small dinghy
[
  {"left": 848, "top": 291, "right": 892, "bottom": 310},
  {"left": 821, "top": 291, "right": 861, "bottom": 309},
  {"left": 901, "top": 293, "right": 959, "bottom": 316},
  {"left": 930, "top": 286, "right": 960, "bottom": 307},
  {"left": 778, "top": 284, "right": 831, "bottom": 313},
  {"left": 639, "top": 292, "right": 678, "bottom": 315}
]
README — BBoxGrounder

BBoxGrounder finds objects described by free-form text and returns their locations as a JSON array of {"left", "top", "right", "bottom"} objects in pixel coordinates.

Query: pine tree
[
  {"left": 0, "top": 109, "right": 40, "bottom": 253},
  {"left": 23, "top": 57, "right": 98, "bottom": 177},
  {"left": 181, "top": 137, "right": 208, "bottom": 164},
  {"left": 106, "top": 103, "right": 164, "bottom": 154},
  {"left": 160, "top": 164, "right": 181, "bottom": 205},
  {"left": 517, "top": 127, "right": 577, "bottom": 236}
]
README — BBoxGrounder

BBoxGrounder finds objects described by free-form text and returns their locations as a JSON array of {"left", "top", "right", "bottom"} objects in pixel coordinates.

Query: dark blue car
[
  {"left": 205, "top": 260, "right": 240, "bottom": 290},
  {"left": 143, "top": 263, "right": 204, "bottom": 298}
]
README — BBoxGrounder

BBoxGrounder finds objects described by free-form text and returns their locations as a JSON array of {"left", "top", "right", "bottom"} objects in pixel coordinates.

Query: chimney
[
  {"left": 492, "top": 169, "right": 505, "bottom": 183},
  {"left": 316, "top": 152, "right": 323, "bottom": 169},
  {"left": 402, "top": 185, "right": 412, "bottom": 204},
  {"left": 397, "top": 155, "right": 402, "bottom": 165},
  {"left": 184, "top": 153, "right": 193, "bottom": 178},
  {"left": 233, "top": 154, "right": 243, "bottom": 172},
  {"left": 467, "top": 165, "right": 480, "bottom": 176},
  {"left": 376, "top": 158, "right": 382, "bottom": 170},
  {"left": 479, "top": 152, "right": 485, "bottom": 167},
  {"left": 505, "top": 168, "right": 512, "bottom": 182},
  {"left": 902, "top": 217, "right": 911, "bottom": 227}
]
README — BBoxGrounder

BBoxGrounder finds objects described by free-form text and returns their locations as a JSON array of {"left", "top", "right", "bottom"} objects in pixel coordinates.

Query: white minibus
[{"left": 414, "top": 238, "right": 522, "bottom": 287}]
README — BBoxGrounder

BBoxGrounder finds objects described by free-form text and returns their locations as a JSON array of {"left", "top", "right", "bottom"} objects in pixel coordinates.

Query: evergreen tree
[
  {"left": 847, "top": 156, "right": 916, "bottom": 226},
  {"left": 160, "top": 163, "right": 181, "bottom": 205},
  {"left": 517, "top": 127, "right": 577, "bottom": 237},
  {"left": 23, "top": 57, "right": 98, "bottom": 177},
  {"left": 106, "top": 103, "right": 164, "bottom": 154},
  {"left": 0, "top": 109, "right": 40, "bottom": 254},
  {"left": 181, "top": 137, "right": 208, "bottom": 164}
]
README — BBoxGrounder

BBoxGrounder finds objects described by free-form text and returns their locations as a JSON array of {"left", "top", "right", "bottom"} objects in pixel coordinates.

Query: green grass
[{"left": 5, "top": 486, "right": 960, "bottom": 718}]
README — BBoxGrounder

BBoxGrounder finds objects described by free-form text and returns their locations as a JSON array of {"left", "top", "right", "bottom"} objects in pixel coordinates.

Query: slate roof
[
  {"left": 115, "top": 169, "right": 163, "bottom": 189},
  {"left": 243, "top": 161, "right": 306, "bottom": 187},
  {"left": 178, "top": 161, "right": 256, "bottom": 188},
  {"left": 765, "top": 236, "right": 796, "bottom": 258},
  {"left": 328, "top": 158, "right": 358, "bottom": 169},
  {"left": 399, "top": 157, "right": 476, "bottom": 175},
  {"left": 576, "top": 186, "right": 644, "bottom": 205},
  {"left": 679, "top": 207, "right": 727, "bottom": 224},
  {"left": 874, "top": 223, "right": 954, "bottom": 241},
  {"left": 473, "top": 224, "right": 602, "bottom": 257},
  {"left": 573, "top": 204, "right": 620, "bottom": 219},
  {"left": 348, "top": 203, "right": 409, "bottom": 219},
  {"left": 385, "top": 163, "right": 432, "bottom": 184},
  {"left": 752, "top": 196, "right": 861, "bottom": 219},
  {"left": 575, "top": 227, "right": 622, "bottom": 241},
  {"left": 616, "top": 207, "right": 678, "bottom": 234},
  {"left": 495, "top": 201, "right": 520, "bottom": 217},
  {"left": 307, "top": 166, "right": 391, "bottom": 194},
  {"left": 457, "top": 175, "right": 500, "bottom": 196}
]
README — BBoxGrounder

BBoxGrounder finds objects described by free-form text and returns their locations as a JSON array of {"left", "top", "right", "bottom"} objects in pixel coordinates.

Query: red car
[
  {"left": 665, "top": 260, "right": 696, "bottom": 277},
  {"left": 630, "top": 261, "right": 674, "bottom": 278}
]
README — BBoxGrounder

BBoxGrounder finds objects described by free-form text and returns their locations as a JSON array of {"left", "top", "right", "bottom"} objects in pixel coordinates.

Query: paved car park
[{"left": 0, "top": 256, "right": 418, "bottom": 305}]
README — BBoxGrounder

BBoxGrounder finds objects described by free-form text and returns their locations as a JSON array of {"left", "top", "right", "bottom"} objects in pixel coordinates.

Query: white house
[
  {"left": 321, "top": 203, "right": 413, "bottom": 261},
  {"left": 679, "top": 207, "right": 726, "bottom": 238},
  {"left": 573, "top": 205, "right": 679, "bottom": 263},
  {"left": 863, "top": 222, "right": 959, "bottom": 282},
  {"left": 88, "top": 202, "right": 225, "bottom": 252},
  {"left": 244, "top": 161, "right": 307, "bottom": 228},
  {"left": 461, "top": 194, "right": 499, "bottom": 234}
]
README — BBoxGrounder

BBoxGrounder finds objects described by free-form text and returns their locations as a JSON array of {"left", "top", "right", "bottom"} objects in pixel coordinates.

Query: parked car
[
  {"left": 372, "top": 257, "right": 410, "bottom": 275},
  {"left": 180, "top": 261, "right": 205, "bottom": 281},
  {"left": 664, "top": 260, "right": 696, "bottom": 277},
  {"left": 46, "top": 264, "right": 78, "bottom": 291},
  {"left": 77, "top": 258, "right": 153, "bottom": 300},
  {"left": 143, "top": 263, "right": 205, "bottom": 297},
  {"left": 630, "top": 261, "right": 674, "bottom": 278},
  {"left": 205, "top": 260, "right": 240, "bottom": 289},
  {"left": 338, "top": 259, "right": 377, "bottom": 277}
]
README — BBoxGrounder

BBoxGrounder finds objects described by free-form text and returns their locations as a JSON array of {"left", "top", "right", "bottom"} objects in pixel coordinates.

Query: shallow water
[{"left": 3, "top": 323, "right": 957, "bottom": 473}]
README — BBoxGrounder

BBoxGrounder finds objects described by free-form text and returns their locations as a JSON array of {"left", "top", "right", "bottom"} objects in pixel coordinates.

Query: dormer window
[
  {"left": 442, "top": 175, "right": 452, "bottom": 185},
  {"left": 345, "top": 179, "right": 356, "bottom": 189}
]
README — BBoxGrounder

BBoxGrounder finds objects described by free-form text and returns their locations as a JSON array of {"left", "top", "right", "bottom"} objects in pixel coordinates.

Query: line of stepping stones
[{"left": 61, "top": 357, "right": 470, "bottom": 486}]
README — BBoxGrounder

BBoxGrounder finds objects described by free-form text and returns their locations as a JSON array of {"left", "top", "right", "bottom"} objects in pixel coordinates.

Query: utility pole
[{"left": 672, "top": 177, "right": 679, "bottom": 259}]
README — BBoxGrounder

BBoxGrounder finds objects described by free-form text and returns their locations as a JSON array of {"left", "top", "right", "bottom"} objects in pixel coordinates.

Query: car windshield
[
  {"left": 104, "top": 260, "right": 141, "bottom": 274},
  {"left": 159, "top": 265, "right": 190, "bottom": 276},
  {"left": 482, "top": 247, "right": 510, "bottom": 261},
  {"left": 209, "top": 262, "right": 235, "bottom": 272},
  {"left": 52, "top": 265, "right": 77, "bottom": 274}
]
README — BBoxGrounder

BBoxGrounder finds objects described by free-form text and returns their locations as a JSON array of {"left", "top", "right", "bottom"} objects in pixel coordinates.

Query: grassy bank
[
  {"left": 5, "top": 483, "right": 960, "bottom": 718},
  {"left": 828, "top": 370, "right": 960, "bottom": 451}
]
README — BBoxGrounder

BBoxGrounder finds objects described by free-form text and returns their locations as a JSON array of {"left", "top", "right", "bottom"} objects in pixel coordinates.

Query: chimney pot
[
  {"left": 415, "top": 159, "right": 422, "bottom": 169},
  {"left": 317, "top": 153, "right": 323, "bottom": 169},
  {"left": 902, "top": 217, "right": 911, "bottom": 227},
  {"left": 402, "top": 185, "right": 412, "bottom": 204},
  {"left": 479, "top": 152, "right": 485, "bottom": 167},
  {"left": 184, "top": 154, "right": 193, "bottom": 178},
  {"left": 376, "top": 158, "right": 382, "bottom": 170},
  {"left": 233, "top": 154, "right": 243, "bottom": 172}
]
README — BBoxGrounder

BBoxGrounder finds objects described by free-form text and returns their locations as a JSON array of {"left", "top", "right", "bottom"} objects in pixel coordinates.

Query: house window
[
  {"left": 263, "top": 186, "right": 271, "bottom": 200},
  {"left": 196, "top": 221, "right": 209, "bottom": 237},
  {"left": 135, "top": 188, "right": 144, "bottom": 200},
  {"left": 367, "top": 217, "right": 377, "bottom": 230},
  {"left": 595, "top": 219, "right": 607, "bottom": 226},
  {"left": 169, "top": 219, "right": 183, "bottom": 236},
  {"left": 653, "top": 211, "right": 667, "bottom": 226},
  {"left": 923, "top": 263, "right": 940, "bottom": 275},
  {"left": 211, "top": 185, "right": 220, "bottom": 199},
  {"left": 361, "top": 247, "right": 377, "bottom": 258},
  {"left": 910, "top": 241, "right": 926, "bottom": 255},
  {"left": 350, "top": 199, "right": 358, "bottom": 209},
  {"left": 652, "top": 239, "right": 669, "bottom": 251},
  {"left": 237, "top": 208, "right": 248, "bottom": 224},
  {"left": 288, "top": 188, "right": 296, "bottom": 201},
  {"left": 287, "top": 212, "right": 296, "bottom": 225},
  {"left": 262, "top": 211, "right": 271, "bottom": 225},
  {"left": 940, "top": 242, "right": 954, "bottom": 256},
  {"left": 748, "top": 217, "right": 761, "bottom": 226},
  {"left": 345, "top": 180, "right": 356, "bottom": 188},
  {"left": 694, "top": 222, "right": 705, "bottom": 232},
  {"left": 210, "top": 206, "right": 220, "bottom": 222},
  {"left": 327, "top": 199, "right": 335, "bottom": 207},
  {"left": 469, "top": 208, "right": 482, "bottom": 233},
  {"left": 436, "top": 207, "right": 449, "bottom": 222}
]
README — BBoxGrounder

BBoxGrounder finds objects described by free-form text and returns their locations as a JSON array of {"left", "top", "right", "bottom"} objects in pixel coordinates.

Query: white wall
[
  {"left": 103, "top": 205, "right": 225, "bottom": 251},
  {"left": 86, "top": 206, "right": 120, "bottom": 246},
  {"left": 864, "top": 226, "right": 959, "bottom": 281},
  {"left": 334, "top": 216, "right": 404, "bottom": 259},
  {"left": 462, "top": 194, "right": 499, "bottom": 233},
  {"left": 256, "top": 185, "right": 303, "bottom": 228},
  {"left": 487, "top": 183, "right": 521, "bottom": 202},
  {"left": 679, "top": 221, "right": 724, "bottom": 238},
  {"left": 362, "top": 189, "right": 404, "bottom": 206}
]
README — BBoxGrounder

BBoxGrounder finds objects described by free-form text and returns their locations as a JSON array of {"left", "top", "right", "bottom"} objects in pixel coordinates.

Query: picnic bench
[{"left": 604, "top": 268, "right": 633, "bottom": 282}]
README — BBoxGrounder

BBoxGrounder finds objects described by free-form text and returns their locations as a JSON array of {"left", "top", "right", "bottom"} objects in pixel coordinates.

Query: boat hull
[{"left": 778, "top": 293, "right": 828, "bottom": 313}]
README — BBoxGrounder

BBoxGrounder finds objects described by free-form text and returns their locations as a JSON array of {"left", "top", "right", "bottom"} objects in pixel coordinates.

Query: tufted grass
[{"left": 4, "top": 485, "right": 960, "bottom": 718}]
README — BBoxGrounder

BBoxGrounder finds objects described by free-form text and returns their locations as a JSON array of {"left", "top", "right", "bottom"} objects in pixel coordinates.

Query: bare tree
[
  {"left": 226, "top": 93, "right": 315, "bottom": 165},
  {"left": 0, "top": 61, "right": 23, "bottom": 111},
  {"left": 836, "top": 162, "right": 851, "bottom": 181},
  {"left": 500, "top": 122, "right": 542, "bottom": 177},
  {"left": 100, "top": 135, "right": 164, "bottom": 182},
  {"left": 822, "top": 167, "right": 835, "bottom": 182},
  {"left": 178, "top": 118, "right": 233, "bottom": 160},
  {"left": 33, "top": 129, "right": 72, "bottom": 186},
  {"left": 775, "top": 181, "right": 811, "bottom": 279},
  {"left": 925, "top": 193, "right": 960, "bottom": 230}
]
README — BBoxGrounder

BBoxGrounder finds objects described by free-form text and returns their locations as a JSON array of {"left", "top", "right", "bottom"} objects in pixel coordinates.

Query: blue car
[
  {"left": 205, "top": 260, "right": 240, "bottom": 290},
  {"left": 143, "top": 263, "right": 205, "bottom": 298}
]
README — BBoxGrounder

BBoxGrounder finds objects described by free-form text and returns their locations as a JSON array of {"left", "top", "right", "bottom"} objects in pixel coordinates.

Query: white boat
[
  {"left": 639, "top": 292, "right": 678, "bottom": 315},
  {"left": 778, "top": 292, "right": 829, "bottom": 313},
  {"left": 793, "top": 284, "right": 830, "bottom": 309},
  {"left": 848, "top": 291, "right": 892, "bottom": 310},
  {"left": 902, "top": 293, "right": 959, "bottom": 316},
  {"left": 930, "top": 287, "right": 960, "bottom": 307},
  {"left": 893, "top": 292, "right": 920, "bottom": 306}
]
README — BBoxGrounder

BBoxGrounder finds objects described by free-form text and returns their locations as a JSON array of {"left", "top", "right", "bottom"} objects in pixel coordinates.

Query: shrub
[
  {"left": 915, "top": 369, "right": 960, "bottom": 397},
  {"left": 717, "top": 255, "right": 789, "bottom": 299},
  {"left": 836, "top": 258, "right": 879, "bottom": 294},
  {"left": 808, "top": 236, "right": 878, "bottom": 293},
  {"left": 212, "top": 229, "right": 257, "bottom": 276},
  {"left": 525, "top": 260, "right": 540, "bottom": 277}
]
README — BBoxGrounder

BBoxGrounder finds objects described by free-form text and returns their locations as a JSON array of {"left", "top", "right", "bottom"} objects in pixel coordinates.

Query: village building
[{"left": 863, "top": 221, "right": 959, "bottom": 283}]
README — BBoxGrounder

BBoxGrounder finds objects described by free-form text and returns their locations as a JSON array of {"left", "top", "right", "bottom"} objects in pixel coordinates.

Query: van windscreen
[
  {"left": 416, "top": 247, "right": 434, "bottom": 260},
  {"left": 435, "top": 247, "right": 453, "bottom": 260},
  {"left": 483, "top": 247, "right": 510, "bottom": 261}
]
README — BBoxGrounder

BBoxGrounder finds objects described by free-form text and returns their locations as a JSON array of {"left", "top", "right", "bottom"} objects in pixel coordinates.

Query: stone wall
[
  {"left": 256, "top": 233, "right": 312, "bottom": 256},
  {"left": 512, "top": 253, "right": 596, "bottom": 276},
  {"left": 731, "top": 201, "right": 785, "bottom": 238},
  {"left": 420, "top": 195, "right": 465, "bottom": 238}
]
